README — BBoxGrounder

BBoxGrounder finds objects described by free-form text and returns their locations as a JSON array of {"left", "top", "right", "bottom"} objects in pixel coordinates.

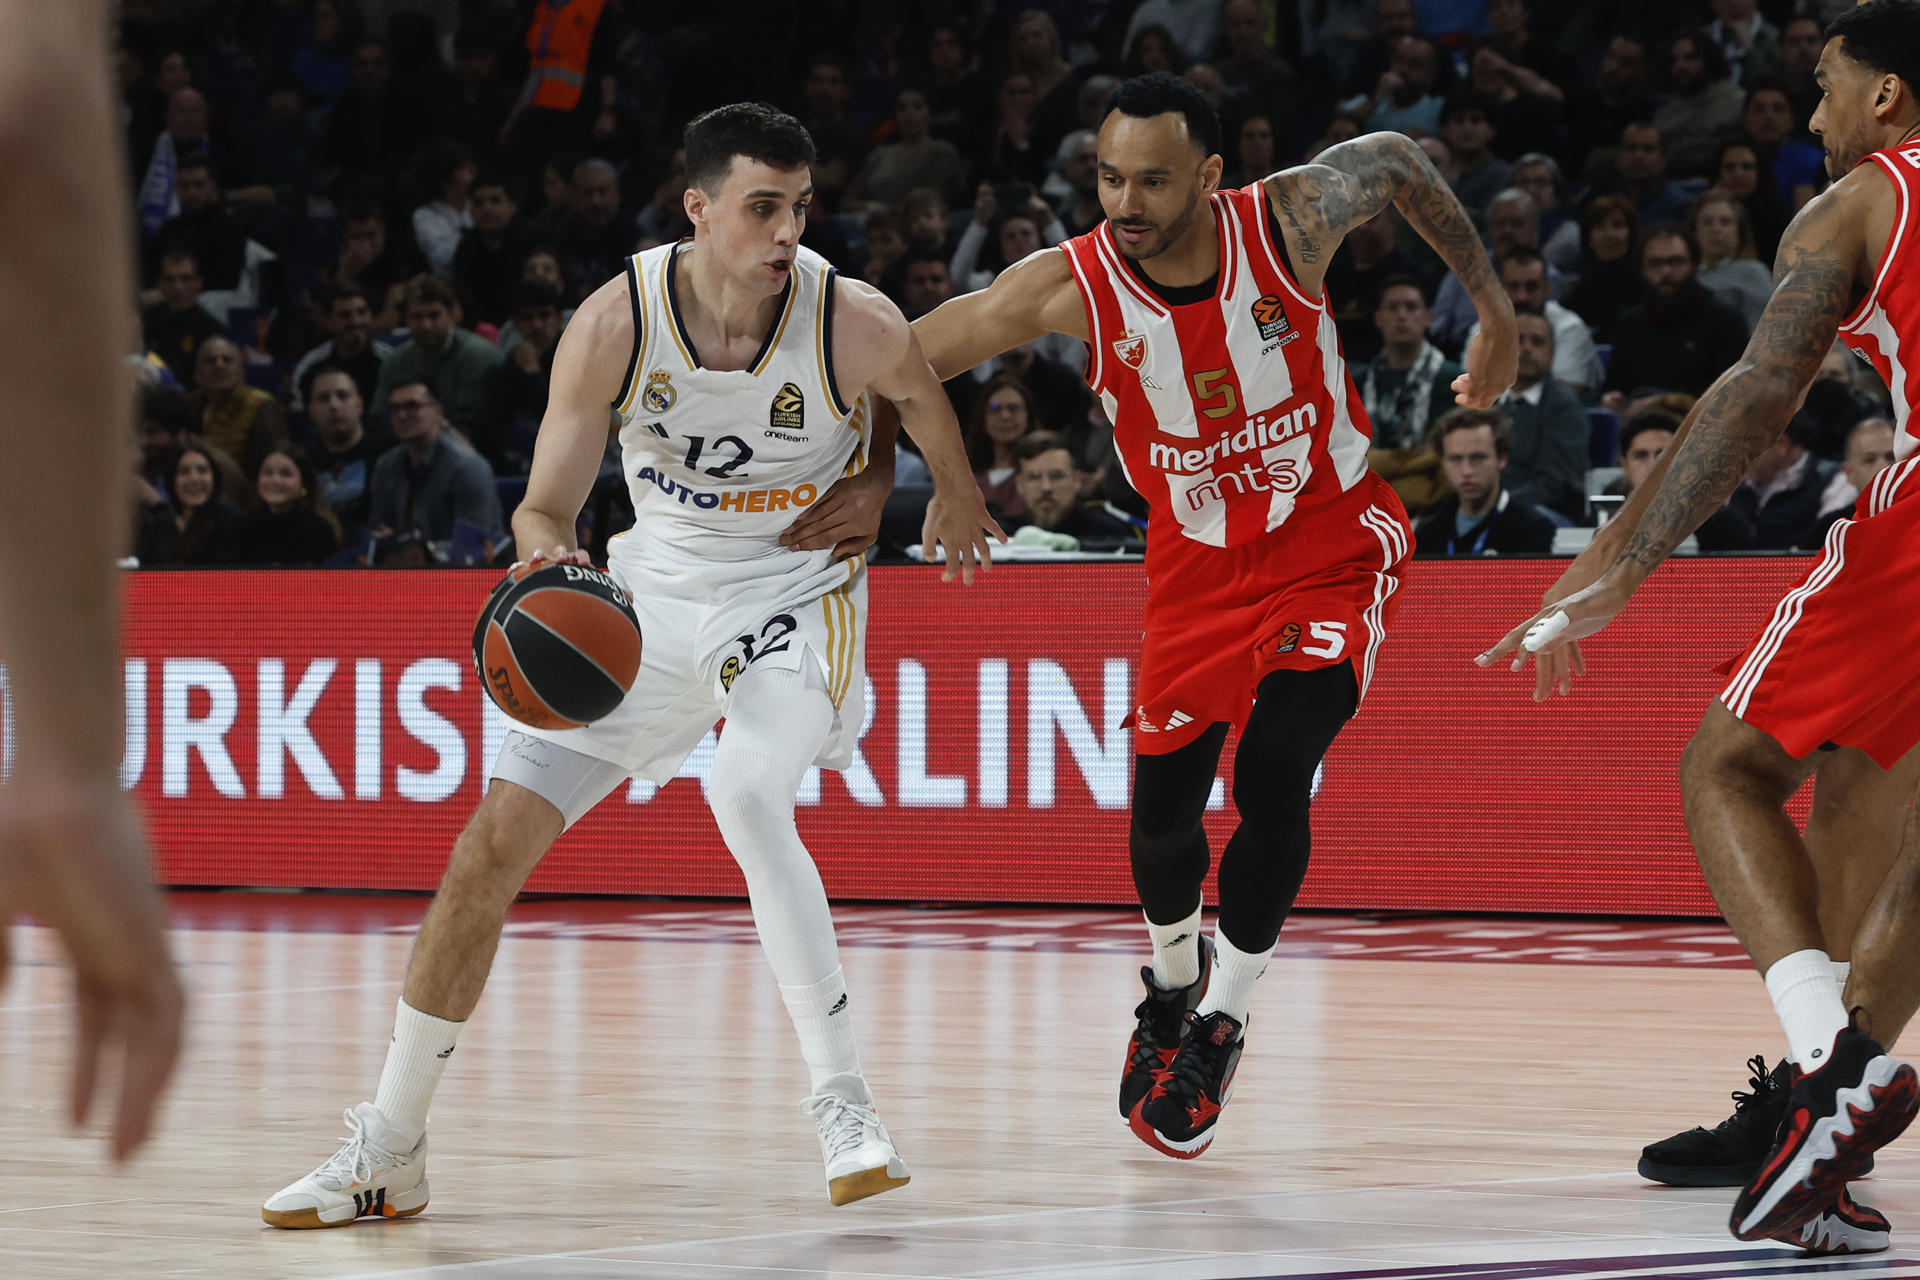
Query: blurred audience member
[
  {"left": 1565, "top": 194, "right": 1643, "bottom": 343},
  {"left": 305, "top": 365, "right": 394, "bottom": 538},
  {"left": 367, "top": 378, "right": 506, "bottom": 548},
  {"left": 190, "top": 336, "right": 286, "bottom": 473},
  {"left": 1465, "top": 247, "right": 1600, "bottom": 398},
  {"left": 1654, "top": 31, "right": 1745, "bottom": 178},
  {"left": 554, "top": 158, "right": 628, "bottom": 302},
  {"left": 233, "top": 446, "right": 342, "bottom": 566},
  {"left": 1441, "top": 91, "right": 1512, "bottom": 223},
  {"left": 1808, "top": 417, "right": 1898, "bottom": 546},
  {"left": 136, "top": 443, "right": 244, "bottom": 566},
  {"left": 965, "top": 375, "right": 1040, "bottom": 518},
  {"left": 844, "top": 88, "right": 967, "bottom": 212},
  {"left": 1005, "top": 432, "right": 1140, "bottom": 547},
  {"left": 1690, "top": 187, "right": 1771, "bottom": 331},
  {"left": 1602, "top": 223, "right": 1748, "bottom": 407},
  {"left": 412, "top": 139, "right": 476, "bottom": 278},
  {"left": 373, "top": 274, "right": 505, "bottom": 455},
  {"left": 1701, "top": 420, "right": 1831, "bottom": 551},
  {"left": 142, "top": 249, "right": 225, "bottom": 384},
  {"left": 291, "top": 285, "right": 394, "bottom": 412},
  {"left": 1608, "top": 409, "right": 1680, "bottom": 500},
  {"left": 1498, "top": 311, "right": 1589, "bottom": 520},
  {"left": 1714, "top": 139, "right": 1789, "bottom": 262},
  {"left": 453, "top": 171, "right": 529, "bottom": 328},
  {"left": 1360, "top": 276, "right": 1460, "bottom": 512},
  {"left": 150, "top": 156, "right": 246, "bottom": 291},
  {"left": 1414, "top": 409, "right": 1556, "bottom": 556}
]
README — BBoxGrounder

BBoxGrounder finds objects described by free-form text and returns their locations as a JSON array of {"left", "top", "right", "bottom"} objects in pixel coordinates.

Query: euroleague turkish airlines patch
[
  {"left": 1252, "top": 294, "right": 1291, "bottom": 342},
  {"left": 770, "top": 381, "right": 805, "bottom": 431},
  {"left": 1275, "top": 622, "right": 1301, "bottom": 654}
]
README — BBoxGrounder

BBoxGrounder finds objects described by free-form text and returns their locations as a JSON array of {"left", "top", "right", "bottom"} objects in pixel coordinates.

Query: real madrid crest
[{"left": 641, "top": 369, "right": 677, "bottom": 414}]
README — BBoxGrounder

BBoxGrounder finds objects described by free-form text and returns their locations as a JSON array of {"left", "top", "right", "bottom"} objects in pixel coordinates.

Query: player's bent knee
[
  {"left": 441, "top": 782, "right": 563, "bottom": 897},
  {"left": 708, "top": 757, "right": 798, "bottom": 846},
  {"left": 1681, "top": 706, "right": 1804, "bottom": 806}
]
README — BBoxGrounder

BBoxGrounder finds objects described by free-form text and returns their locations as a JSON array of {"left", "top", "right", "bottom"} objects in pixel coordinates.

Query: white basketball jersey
[{"left": 609, "top": 241, "right": 871, "bottom": 561}]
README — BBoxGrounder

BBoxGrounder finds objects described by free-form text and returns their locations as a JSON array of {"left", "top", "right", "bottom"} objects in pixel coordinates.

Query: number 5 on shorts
[{"left": 1302, "top": 621, "right": 1346, "bottom": 659}]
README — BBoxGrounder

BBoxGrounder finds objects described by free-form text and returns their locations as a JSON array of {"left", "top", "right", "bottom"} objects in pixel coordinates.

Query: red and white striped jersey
[
  {"left": 1838, "top": 141, "right": 1920, "bottom": 458},
  {"left": 1058, "top": 182, "right": 1384, "bottom": 553}
]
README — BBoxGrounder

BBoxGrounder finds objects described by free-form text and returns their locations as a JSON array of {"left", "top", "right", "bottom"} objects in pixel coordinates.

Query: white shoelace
[
  {"left": 315, "top": 1109, "right": 404, "bottom": 1189},
  {"left": 802, "top": 1093, "right": 880, "bottom": 1161}
]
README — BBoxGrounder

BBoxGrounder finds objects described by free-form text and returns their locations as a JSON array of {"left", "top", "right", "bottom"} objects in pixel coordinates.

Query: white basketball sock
[
  {"left": 1765, "top": 949, "right": 1850, "bottom": 1069},
  {"left": 781, "top": 967, "right": 863, "bottom": 1092},
  {"left": 1196, "top": 928, "right": 1272, "bottom": 1024},
  {"left": 1148, "top": 905, "right": 1204, "bottom": 990},
  {"left": 1833, "top": 959, "right": 1851, "bottom": 993},
  {"left": 372, "top": 999, "right": 463, "bottom": 1149}
]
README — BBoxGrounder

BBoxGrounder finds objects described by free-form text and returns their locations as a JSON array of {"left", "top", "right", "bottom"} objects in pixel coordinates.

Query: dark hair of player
[
  {"left": 1826, "top": 0, "right": 1920, "bottom": 91},
  {"left": 1103, "top": 72, "right": 1222, "bottom": 157},
  {"left": 683, "top": 102, "right": 817, "bottom": 195}
]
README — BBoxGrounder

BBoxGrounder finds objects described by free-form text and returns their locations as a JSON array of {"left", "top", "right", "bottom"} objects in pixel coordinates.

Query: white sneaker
[
  {"left": 262, "top": 1103, "right": 430, "bottom": 1229},
  {"left": 802, "top": 1074, "right": 910, "bottom": 1206}
]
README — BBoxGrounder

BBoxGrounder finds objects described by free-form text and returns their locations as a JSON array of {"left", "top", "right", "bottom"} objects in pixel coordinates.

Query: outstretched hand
[
  {"left": 921, "top": 487, "right": 1007, "bottom": 584},
  {"left": 1477, "top": 573, "right": 1635, "bottom": 679}
]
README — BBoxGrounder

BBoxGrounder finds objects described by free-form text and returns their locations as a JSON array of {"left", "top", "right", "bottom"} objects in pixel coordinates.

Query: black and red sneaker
[
  {"left": 1764, "top": 1187, "right": 1890, "bottom": 1255},
  {"left": 1129, "top": 1009, "right": 1244, "bottom": 1159},
  {"left": 1730, "top": 1026, "right": 1918, "bottom": 1241},
  {"left": 1118, "top": 937, "right": 1212, "bottom": 1121}
]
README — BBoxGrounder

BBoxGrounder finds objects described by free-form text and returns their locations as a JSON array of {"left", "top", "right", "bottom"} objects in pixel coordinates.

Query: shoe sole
[
  {"left": 1637, "top": 1151, "right": 1873, "bottom": 1188},
  {"left": 1732, "top": 1060, "right": 1918, "bottom": 1240},
  {"left": 1126, "top": 1098, "right": 1214, "bottom": 1159},
  {"left": 828, "top": 1167, "right": 910, "bottom": 1206},
  {"left": 262, "top": 1196, "right": 429, "bottom": 1230}
]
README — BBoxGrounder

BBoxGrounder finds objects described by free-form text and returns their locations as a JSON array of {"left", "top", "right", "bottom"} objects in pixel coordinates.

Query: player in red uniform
[
  {"left": 1485, "top": 0, "right": 1920, "bottom": 1252},
  {"left": 913, "top": 73, "right": 1515, "bottom": 1158}
]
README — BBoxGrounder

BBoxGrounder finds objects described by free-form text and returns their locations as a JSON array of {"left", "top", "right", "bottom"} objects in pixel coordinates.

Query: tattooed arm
[
  {"left": 1265, "top": 131, "right": 1515, "bottom": 405},
  {"left": 1610, "top": 200, "right": 1859, "bottom": 576},
  {"left": 1478, "top": 188, "right": 1872, "bottom": 662}
]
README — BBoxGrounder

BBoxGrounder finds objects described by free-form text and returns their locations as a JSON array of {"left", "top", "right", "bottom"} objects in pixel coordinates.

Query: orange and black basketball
[
  {"left": 472, "top": 562, "right": 642, "bottom": 730},
  {"left": 1251, "top": 294, "right": 1287, "bottom": 326}
]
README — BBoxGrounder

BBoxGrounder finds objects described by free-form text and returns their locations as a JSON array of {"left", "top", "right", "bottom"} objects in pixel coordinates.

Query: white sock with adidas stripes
[
  {"left": 372, "top": 999, "right": 463, "bottom": 1149},
  {"left": 781, "top": 967, "right": 863, "bottom": 1093}
]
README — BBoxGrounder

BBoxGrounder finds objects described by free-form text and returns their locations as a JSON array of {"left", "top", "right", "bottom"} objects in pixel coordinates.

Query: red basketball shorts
[
  {"left": 1132, "top": 491, "right": 1410, "bottom": 754},
  {"left": 1718, "top": 455, "right": 1920, "bottom": 767}
]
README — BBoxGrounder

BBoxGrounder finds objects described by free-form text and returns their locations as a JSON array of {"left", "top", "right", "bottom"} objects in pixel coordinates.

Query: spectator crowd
[{"left": 120, "top": 0, "right": 1897, "bottom": 566}]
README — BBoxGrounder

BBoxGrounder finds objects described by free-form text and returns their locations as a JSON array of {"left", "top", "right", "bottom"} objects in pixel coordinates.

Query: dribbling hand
[{"left": 510, "top": 545, "right": 592, "bottom": 573}]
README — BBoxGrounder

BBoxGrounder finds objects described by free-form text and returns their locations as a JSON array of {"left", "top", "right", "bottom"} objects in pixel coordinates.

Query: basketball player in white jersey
[
  {"left": 0, "top": 0, "right": 183, "bottom": 1162},
  {"left": 1487, "top": 0, "right": 1920, "bottom": 1253},
  {"left": 264, "top": 103, "right": 999, "bottom": 1224}
]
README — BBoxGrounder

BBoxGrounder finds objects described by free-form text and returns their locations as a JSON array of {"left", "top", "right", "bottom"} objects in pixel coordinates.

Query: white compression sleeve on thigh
[
  {"left": 709, "top": 661, "right": 859, "bottom": 1087},
  {"left": 708, "top": 661, "right": 841, "bottom": 987}
]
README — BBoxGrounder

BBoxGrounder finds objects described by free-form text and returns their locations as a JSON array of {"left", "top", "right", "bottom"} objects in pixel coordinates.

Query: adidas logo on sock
[
  {"left": 828, "top": 994, "right": 848, "bottom": 1015},
  {"left": 435, "top": 1046, "right": 456, "bottom": 1059},
  {"left": 1169, "top": 933, "right": 1191, "bottom": 947}
]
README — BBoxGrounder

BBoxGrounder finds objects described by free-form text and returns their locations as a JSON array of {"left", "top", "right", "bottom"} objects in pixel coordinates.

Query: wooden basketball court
[{"left": 2, "top": 895, "right": 1914, "bottom": 1278}]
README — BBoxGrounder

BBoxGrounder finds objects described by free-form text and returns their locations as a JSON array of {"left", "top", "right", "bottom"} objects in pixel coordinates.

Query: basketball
[{"left": 472, "top": 561, "right": 642, "bottom": 730}]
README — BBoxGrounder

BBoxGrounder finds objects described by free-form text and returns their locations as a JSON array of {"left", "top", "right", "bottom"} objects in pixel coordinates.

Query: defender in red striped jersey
[
  {"left": 915, "top": 73, "right": 1516, "bottom": 1159},
  {"left": 1487, "top": 1, "right": 1920, "bottom": 1250}
]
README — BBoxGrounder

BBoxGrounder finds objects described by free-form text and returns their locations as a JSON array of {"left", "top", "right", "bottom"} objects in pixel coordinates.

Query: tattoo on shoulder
[
  {"left": 1275, "top": 192, "right": 1320, "bottom": 264},
  {"left": 1280, "top": 133, "right": 1495, "bottom": 297}
]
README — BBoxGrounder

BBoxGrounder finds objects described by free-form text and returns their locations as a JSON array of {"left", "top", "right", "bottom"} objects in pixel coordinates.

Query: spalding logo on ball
[{"left": 473, "top": 562, "right": 642, "bottom": 730}]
